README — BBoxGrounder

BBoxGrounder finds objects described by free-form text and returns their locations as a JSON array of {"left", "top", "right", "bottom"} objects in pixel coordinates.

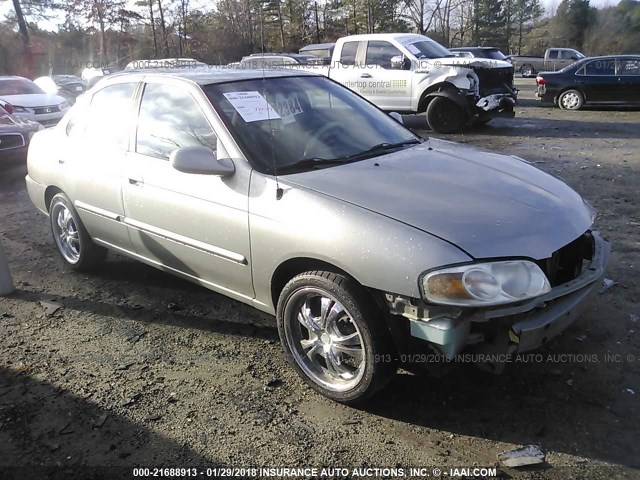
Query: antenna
[{"left": 258, "top": 0, "right": 283, "bottom": 200}]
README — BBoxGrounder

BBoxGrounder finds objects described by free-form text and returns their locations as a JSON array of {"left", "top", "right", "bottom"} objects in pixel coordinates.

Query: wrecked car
[
  {"left": 294, "top": 33, "right": 516, "bottom": 133},
  {"left": 25, "top": 69, "right": 609, "bottom": 404}
]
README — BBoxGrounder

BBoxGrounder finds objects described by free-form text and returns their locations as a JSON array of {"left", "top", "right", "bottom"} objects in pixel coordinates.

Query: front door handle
[
  {"left": 360, "top": 73, "right": 372, "bottom": 78},
  {"left": 128, "top": 178, "right": 143, "bottom": 186}
]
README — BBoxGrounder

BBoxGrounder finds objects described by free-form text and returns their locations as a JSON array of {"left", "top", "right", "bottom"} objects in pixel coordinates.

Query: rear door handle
[
  {"left": 360, "top": 73, "right": 372, "bottom": 78},
  {"left": 128, "top": 178, "right": 143, "bottom": 186}
]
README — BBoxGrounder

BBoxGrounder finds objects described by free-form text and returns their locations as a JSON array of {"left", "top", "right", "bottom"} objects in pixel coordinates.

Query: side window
[
  {"left": 340, "top": 42, "right": 359, "bottom": 66},
  {"left": 366, "top": 41, "right": 403, "bottom": 69},
  {"left": 136, "top": 83, "right": 217, "bottom": 160},
  {"left": 584, "top": 60, "right": 616, "bottom": 75},
  {"left": 83, "top": 82, "right": 137, "bottom": 149},
  {"left": 65, "top": 99, "right": 90, "bottom": 139},
  {"left": 620, "top": 59, "right": 640, "bottom": 75},
  {"left": 560, "top": 50, "right": 575, "bottom": 60},
  {"left": 548, "top": 50, "right": 559, "bottom": 59}
]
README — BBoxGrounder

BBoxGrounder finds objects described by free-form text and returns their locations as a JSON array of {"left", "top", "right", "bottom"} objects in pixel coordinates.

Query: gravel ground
[{"left": 0, "top": 78, "right": 638, "bottom": 479}]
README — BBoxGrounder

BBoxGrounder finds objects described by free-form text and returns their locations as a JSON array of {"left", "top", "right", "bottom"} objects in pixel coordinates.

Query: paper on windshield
[
  {"left": 273, "top": 93, "right": 304, "bottom": 125},
  {"left": 223, "top": 91, "right": 281, "bottom": 122}
]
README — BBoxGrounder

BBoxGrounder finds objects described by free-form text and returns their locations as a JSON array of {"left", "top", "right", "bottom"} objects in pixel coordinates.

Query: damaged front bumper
[
  {"left": 474, "top": 93, "right": 516, "bottom": 120},
  {"left": 386, "top": 231, "right": 611, "bottom": 364}
]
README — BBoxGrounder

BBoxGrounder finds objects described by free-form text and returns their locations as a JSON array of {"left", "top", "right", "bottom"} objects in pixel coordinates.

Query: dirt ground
[{"left": 0, "top": 78, "right": 638, "bottom": 479}]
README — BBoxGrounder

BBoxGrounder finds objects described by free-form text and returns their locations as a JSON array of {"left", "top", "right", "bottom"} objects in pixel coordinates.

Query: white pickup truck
[{"left": 295, "top": 33, "right": 517, "bottom": 133}]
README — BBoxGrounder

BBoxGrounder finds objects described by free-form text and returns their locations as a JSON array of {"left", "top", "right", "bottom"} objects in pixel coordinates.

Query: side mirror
[
  {"left": 388, "top": 112, "right": 404, "bottom": 124},
  {"left": 390, "top": 55, "right": 408, "bottom": 70},
  {"left": 570, "top": 56, "right": 578, "bottom": 61},
  {"left": 170, "top": 146, "right": 235, "bottom": 177}
]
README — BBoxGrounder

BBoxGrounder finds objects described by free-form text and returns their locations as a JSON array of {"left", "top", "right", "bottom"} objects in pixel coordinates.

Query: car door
[
  {"left": 329, "top": 41, "right": 368, "bottom": 97},
  {"left": 545, "top": 49, "right": 560, "bottom": 70},
  {"left": 579, "top": 59, "right": 618, "bottom": 102},
  {"left": 618, "top": 57, "right": 640, "bottom": 103},
  {"left": 360, "top": 40, "right": 412, "bottom": 111},
  {"left": 60, "top": 81, "right": 138, "bottom": 252},
  {"left": 123, "top": 79, "right": 254, "bottom": 300}
]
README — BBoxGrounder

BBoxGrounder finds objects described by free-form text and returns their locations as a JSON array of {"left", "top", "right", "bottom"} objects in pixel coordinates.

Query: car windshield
[
  {"left": 483, "top": 49, "right": 507, "bottom": 60},
  {"left": 0, "top": 78, "right": 45, "bottom": 96},
  {"left": 204, "top": 76, "right": 421, "bottom": 174},
  {"left": 403, "top": 40, "right": 452, "bottom": 59}
]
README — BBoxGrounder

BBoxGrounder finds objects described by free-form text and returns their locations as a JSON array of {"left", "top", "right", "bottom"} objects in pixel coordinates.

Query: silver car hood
[{"left": 284, "top": 138, "right": 593, "bottom": 260}]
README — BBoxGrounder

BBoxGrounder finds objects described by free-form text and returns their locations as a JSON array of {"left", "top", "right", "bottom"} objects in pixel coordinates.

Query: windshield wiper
[
  {"left": 277, "top": 157, "right": 348, "bottom": 174},
  {"left": 277, "top": 140, "right": 421, "bottom": 174},
  {"left": 343, "top": 139, "right": 422, "bottom": 162}
]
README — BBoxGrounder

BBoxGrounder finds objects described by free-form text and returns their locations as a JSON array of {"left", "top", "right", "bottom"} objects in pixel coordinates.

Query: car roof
[
  {"left": 450, "top": 46, "right": 501, "bottom": 51},
  {"left": 105, "top": 68, "right": 318, "bottom": 86},
  {"left": 582, "top": 55, "right": 640, "bottom": 60},
  {"left": 243, "top": 53, "right": 313, "bottom": 60},
  {"left": 340, "top": 33, "right": 428, "bottom": 42}
]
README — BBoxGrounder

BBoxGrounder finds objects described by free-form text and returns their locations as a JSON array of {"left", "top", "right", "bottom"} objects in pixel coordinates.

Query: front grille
[
  {"left": 474, "top": 66, "right": 515, "bottom": 96},
  {"left": 537, "top": 232, "right": 594, "bottom": 287},
  {"left": 0, "top": 133, "right": 25, "bottom": 151},
  {"left": 33, "top": 105, "right": 61, "bottom": 115}
]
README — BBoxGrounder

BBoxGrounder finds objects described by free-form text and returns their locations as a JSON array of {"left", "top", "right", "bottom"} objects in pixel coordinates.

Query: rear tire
[
  {"left": 49, "top": 193, "right": 107, "bottom": 271},
  {"left": 558, "top": 89, "right": 584, "bottom": 110},
  {"left": 276, "top": 271, "right": 396, "bottom": 404},
  {"left": 426, "top": 96, "right": 466, "bottom": 134}
]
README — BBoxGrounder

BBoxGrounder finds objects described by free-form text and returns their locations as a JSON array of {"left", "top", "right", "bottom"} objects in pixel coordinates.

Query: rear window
[{"left": 340, "top": 42, "right": 359, "bottom": 65}]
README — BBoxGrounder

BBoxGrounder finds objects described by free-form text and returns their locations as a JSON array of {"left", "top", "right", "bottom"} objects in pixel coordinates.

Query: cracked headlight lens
[{"left": 421, "top": 260, "right": 551, "bottom": 307}]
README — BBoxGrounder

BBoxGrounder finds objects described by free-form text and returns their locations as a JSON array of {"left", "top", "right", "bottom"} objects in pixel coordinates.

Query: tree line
[{"left": 1, "top": 0, "right": 639, "bottom": 76}]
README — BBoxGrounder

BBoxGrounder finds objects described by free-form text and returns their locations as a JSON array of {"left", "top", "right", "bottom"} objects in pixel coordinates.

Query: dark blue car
[{"left": 536, "top": 55, "right": 640, "bottom": 109}]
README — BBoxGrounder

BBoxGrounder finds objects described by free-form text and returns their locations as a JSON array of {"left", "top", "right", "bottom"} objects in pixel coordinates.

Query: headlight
[
  {"left": 59, "top": 101, "right": 70, "bottom": 110},
  {"left": 12, "top": 105, "right": 29, "bottom": 113},
  {"left": 421, "top": 260, "right": 551, "bottom": 307}
]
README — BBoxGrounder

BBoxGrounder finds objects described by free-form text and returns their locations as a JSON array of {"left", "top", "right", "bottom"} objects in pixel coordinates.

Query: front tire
[
  {"left": 49, "top": 193, "right": 107, "bottom": 271},
  {"left": 277, "top": 271, "right": 396, "bottom": 404},
  {"left": 558, "top": 89, "right": 584, "bottom": 110},
  {"left": 426, "top": 96, "right": 466, "bottom": 134}
]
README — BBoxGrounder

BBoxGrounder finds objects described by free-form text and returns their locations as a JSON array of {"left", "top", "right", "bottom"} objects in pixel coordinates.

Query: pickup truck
[
  {"left": 294, "top": 33, "right": 516, "bottom": 133},
  {"left": 511, "top": 48, "right": 585, "bottom": 77}
]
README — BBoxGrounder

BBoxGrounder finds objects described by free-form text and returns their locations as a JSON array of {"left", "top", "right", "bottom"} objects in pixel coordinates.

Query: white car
[{"left": 0, "top": 76, "right": 69, "bottom": 127}]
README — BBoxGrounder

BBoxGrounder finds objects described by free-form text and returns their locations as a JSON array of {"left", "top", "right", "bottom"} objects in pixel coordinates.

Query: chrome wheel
[
  {"left": 51, "top": 202, "right": 81, "bottom": 264},
  {"left": 284, "top": 288, "right": 365, "bottom": 392}
]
